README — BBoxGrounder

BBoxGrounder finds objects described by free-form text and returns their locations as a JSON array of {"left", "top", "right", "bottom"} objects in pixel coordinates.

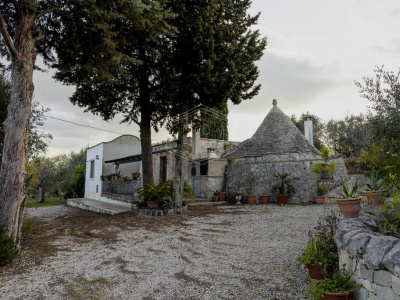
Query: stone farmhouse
[{"left": 81, "top": 99, "right": 346, "bottom": 208}]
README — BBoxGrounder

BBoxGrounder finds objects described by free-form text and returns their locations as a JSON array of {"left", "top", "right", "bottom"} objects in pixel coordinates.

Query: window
[
  {"left": 200, "top": 159, "right": 208, "bottom": 176},
  {"left": 90, "top": 160, "right": 95, "bottom": 179}
]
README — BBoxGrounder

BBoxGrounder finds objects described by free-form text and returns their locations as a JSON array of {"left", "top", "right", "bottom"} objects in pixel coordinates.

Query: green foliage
[
  {"left": 245, "top": 173, "right": 256, "bottom": 195},
  {"left": 137, "top": 181, "right": 173, "bottom": 203},
  {"left": 342, "top": 182, "right": 359, "bottom": 199},
  {"left": 298, "top": 235, "right": 329, "bottom": 267},
  {"left": 183, "top": 182, "right": 195, "bottom": 199},
  {"left": 0, "top": 226, "right": 18, "bottom": 266},
  {"left": 366, "top": 174, "right": 383, "bottom": 192},
  {"left": 200, "top": 104, "right": 229, "bottom": 141},
  {"left": 356, "top": 66, "right": 400, "bottom": 178},
  {"left": 307, "top": 269, "right": 362, "bottom": 300},
  {"left": 271, "top": 173, "right": 296, "bottom": 196},
  {"left": 379, "top": 195, "right": 400, "bottom": 238},
  {"left": 316, "top": 184, "right": 326, "bottom": 196}
]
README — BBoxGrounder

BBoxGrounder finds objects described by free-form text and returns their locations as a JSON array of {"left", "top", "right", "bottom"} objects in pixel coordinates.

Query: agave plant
[
  {"left": 366, "top": 174, "right": 383, "bottom": 192},
  {"left": 342, "top": 182, "right": 358, "bottom": 199}
]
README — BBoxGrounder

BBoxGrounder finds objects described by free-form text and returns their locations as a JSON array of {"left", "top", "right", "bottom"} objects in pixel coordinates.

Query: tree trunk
[
  {"left": 138, "top": 46, "right": 154, "bottom": 186},
  {"left": 0, "top": 13, "right": 36, "bottom": 242},
  {"left": 173, "top": 102, "right": 189, "bottom": 209}
]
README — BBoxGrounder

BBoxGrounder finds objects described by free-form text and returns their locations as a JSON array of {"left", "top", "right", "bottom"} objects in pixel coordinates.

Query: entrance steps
[{"left": 67, "top": 198, "right": 132, "bottom": 215}]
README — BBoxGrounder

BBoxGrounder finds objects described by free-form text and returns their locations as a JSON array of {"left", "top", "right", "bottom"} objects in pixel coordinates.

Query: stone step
[{"left": 67, "top": 198, "right": 132, "bottom": 215}]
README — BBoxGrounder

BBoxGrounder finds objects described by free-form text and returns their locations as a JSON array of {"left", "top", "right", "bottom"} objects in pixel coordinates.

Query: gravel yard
[{"left": 0, "top": 204, "right": 337, "bottom": 300}]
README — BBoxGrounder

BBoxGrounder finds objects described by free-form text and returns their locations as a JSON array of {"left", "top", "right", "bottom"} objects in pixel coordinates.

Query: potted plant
[
  {"left": 315, "top": 184, "right": 326, "bottom": 205},
  {"left": 364, "top": 174, "right": 384, "bottom": 206},
  {"left": 119, "top": 176, "right": 128, "bottom": 182},
  {"left": 137, "top": 181, "right": 172, "bottom": 209},
  {"left": 213, "top": 191, "right": 220, "bottom": 201},
  {"left": 218, "top": 191, "right": 227, "bottom": 201},
  {"left": 335, "top": 181, "right": 361, "bottom": 218},
  {"left": 245, "top": 173, "right": 256, "bottom": 204},
  {"left": 298, "top": 235, "right": 328, "bottom": 282},
  {"left": 312, "top": 147, "right": 337, "bottom": 180},
  {"left": 132, "top": 170, "right": 140, "bottom": 180},
  {"left": 271, "top": 172, "right": 295, "bottom": 204},
  {"left": 259, "top": 194, "right": 270, "bottom": 204},
  {"left": 100, "top": 175, "right": 105, "bottom": 181},
  {"left": 307, "top": 269, "right": 362, "bottom": 300}
]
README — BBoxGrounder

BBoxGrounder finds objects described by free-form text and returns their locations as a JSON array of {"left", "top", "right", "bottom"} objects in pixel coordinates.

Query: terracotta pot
[
  {"left": 212, "top": 195, "right": 219, "bottom": 201},
  {"left": 314, "top": 196, "right": 325, "bottom": 205},
  {"left": 147, "top": 202, "right": 160, "bottom": 209},
  {"left": 322, "top": 291, "right": 352, "bottom": 300},
  {"left": 364, "top": 191, "right": 383, "bottom": 206},
  {"left": 335, "top": 197, "right": 361, "bottom": 218},
  {"left": 306, "top": 264, "right": 327, "bottom": 282},
  {"left": 260, "top": 194, "right": 270, "bottom": 204},
  {"left": 218, "top": 192, "right": 227, "bottom": 201},
  {"left": 246, "top": 195, "right": 255, "bottom": 204},
  {"left": 132, "top": 172, "right": 140, "bottom": 180},
  {"left": 276, "top": 194, "right": 288, "bottom": 205}
]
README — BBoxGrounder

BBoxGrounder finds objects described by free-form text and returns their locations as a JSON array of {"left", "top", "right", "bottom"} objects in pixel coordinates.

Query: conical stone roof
[{"left": 226, "top": 100, "right": 320, "bottom": 158}]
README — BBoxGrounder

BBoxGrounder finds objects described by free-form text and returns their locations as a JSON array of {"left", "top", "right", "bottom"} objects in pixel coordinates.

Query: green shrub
[
  {"left": 379, "top": 194, "right": 400, "bottom": 238},
  {"left": 307, "top": 269, "right": 362, "bottom": 300},
  {"left": 0, "top": 226, "right": 18, "bottom": 266},
  {"left": 298, "top": 235, "right": 328, "bottom": 267}
]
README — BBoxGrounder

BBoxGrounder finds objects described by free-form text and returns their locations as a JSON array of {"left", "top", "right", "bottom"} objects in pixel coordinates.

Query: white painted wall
[{"left": 84, "top": 143, "right": 104, "bottom": 200}]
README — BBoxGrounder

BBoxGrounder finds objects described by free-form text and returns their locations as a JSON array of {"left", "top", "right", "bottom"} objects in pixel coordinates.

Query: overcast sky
[{"left": 31, "top": 0, "right": 400, "bottom": 157}]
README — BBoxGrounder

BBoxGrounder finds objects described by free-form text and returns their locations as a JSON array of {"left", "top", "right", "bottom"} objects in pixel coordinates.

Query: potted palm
[
  {"left": 335, "top": 181, "right": 361, "bottom": 218},
  {"left": 271, "top": 172, "right": 295, "bottom": 204},
  {"left": 315, "top": 184, "right": 326, "bottom": 205},
  {"left": 137, "top": 181, "right": 172, "bottom": 209},
  {"left": 312, "top": 146, "right": 337, "bottom": 180},
  {"left": 364, "top": 174, "right": 384, "bottom": 206}
]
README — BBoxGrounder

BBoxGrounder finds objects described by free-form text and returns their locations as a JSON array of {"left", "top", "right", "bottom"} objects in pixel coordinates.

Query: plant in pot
[
  {"left": 137, "top": 181, "right": 172, "bottom": 209},
  {"left": 213, "top": 191, "right": 220, "bottom": 201},
  {"left": 245, "top": 173, "right": 256, "bottom": 204},
  {"left": 132, "top": 170, "right": 140, "bottom": 180},
  {"left": 298, "top": 235, "right": 328, "bottom": 282},
  {"left": 271, "top": 172, "right": 295, "bottom": 204},
  {"left": 315, "top": 184, "right": 327, "bottom": 205},
  {"left": 363, "top": 174, "right": 384, "bottom": 206},
  {"left": 218, "top": 191, "right": 227, "bottom": 201},
  {"left": 307, "top": 269, "right": 362, "bottom": 300},
  {"left": 335, "top": 181, "right": 361, "bottom": 218}
]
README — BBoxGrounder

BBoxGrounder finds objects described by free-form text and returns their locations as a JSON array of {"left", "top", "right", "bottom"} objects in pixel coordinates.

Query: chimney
[
  {"left": 192, "top": 127, "right": 200, "bottom": 158},
  {"left": 303, "top": 112, "right": 314, "bottom": 146}
]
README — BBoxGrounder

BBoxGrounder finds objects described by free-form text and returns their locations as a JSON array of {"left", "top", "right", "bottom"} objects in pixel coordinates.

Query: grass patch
[{"left": 26, "top": 197, "right": 66, "bottom": 208}]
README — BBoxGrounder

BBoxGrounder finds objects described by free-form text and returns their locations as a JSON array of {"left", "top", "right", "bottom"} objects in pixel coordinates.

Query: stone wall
[
  {"left": 225, "top": 154, "right": 346, "bottom": 203},
  {"left": 334, "top": 212, "right": 400, "bottom": 300}
]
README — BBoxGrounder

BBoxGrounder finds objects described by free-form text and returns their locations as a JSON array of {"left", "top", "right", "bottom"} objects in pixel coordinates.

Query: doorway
[{"left": 160, "top": 156, "right": 167, "bottom": 183}]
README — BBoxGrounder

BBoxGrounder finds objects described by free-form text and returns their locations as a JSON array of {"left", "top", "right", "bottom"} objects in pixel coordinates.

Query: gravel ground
[{"left": 0, "top": 204, "right": 338, "bottom": 300}]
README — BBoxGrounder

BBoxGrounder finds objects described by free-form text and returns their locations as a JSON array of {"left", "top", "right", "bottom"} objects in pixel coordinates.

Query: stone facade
[
  {"left": 224, "top": 101, "right": 347, "bottom": 203},
  {"left": 334, "top": 211, "right": 400, "bottom": 300}
]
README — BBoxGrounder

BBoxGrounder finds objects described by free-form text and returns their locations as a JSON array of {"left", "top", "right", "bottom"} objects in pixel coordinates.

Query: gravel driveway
[{"left": 0, "top": 204, "right": 337, "bottom": 300}]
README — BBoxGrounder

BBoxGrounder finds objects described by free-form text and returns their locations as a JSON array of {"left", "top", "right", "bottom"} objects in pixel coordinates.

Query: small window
[
  {"left": 90, "top": 160, "right": 95, "bottom": 179},
  {"left": 200, "top": 159, "right": 208, "bottom": 176}
]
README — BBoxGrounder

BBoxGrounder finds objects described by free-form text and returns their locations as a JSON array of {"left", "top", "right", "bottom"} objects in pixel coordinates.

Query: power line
[{"left": 43, "top": 115, "right": 132, "bottom": 136}]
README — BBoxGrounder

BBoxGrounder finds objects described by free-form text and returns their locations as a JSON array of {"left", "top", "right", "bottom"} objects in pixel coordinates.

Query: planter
[
  {"left": 147, "top": 202, "right": 160, "bottom": 209},
  {"left": 314, "top": 196, "right": 325, "bottom": 205},
  {"left": 260, "top": 194, "right": 270, "bottom": 204},
  {"left": 306, "top": 264, "right": 327, "bottom": 282},
  {"left": 132, "top": 172, "right": 140, "bottom": 180},
  {"left": 212, "top": 195, "right": 219, "bottom": 201},
  {"left": 218, "top": 192, "right": 227, "bottom": 201},
  {"left": 246, "top": 195, "right": 255, "bottom": 204},
  {"left": 364, "top": 191, "right": 383, "bottom": 206},
  {"left": 276, "top": 194, "right": 289, "bottom": 205},
  {"left": 335, "top": 197, "right": 361, "bottom": 218},
  {"left": 322, "top": 291, "right": 352, "bottom": 300}
]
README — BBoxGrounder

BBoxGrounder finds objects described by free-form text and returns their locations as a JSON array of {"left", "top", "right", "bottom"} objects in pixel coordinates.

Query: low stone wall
[
  {"left": 334, "top": 212, "right": 400, "bottom": 300},
  {"left": 133, "top": 205, "right": 188, "bottom": 217}
]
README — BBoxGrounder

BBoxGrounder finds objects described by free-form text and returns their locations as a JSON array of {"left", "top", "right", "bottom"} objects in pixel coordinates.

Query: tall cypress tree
[{"left": 161, "top": 0, "right": 267, "bottom": 206}]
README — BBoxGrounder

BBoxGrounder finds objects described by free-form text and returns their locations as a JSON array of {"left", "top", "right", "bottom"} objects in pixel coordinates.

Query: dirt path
[{"left": 0, "top": 204, "right": 335, "bottom": 299}]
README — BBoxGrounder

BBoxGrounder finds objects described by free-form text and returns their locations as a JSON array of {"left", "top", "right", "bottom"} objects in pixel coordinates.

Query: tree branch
[
  {"left": 0, "top": 12, "right": 18, "bottom": 57},
  {"left": 36, "top": 1, "right": 73, "bottom": 19}
]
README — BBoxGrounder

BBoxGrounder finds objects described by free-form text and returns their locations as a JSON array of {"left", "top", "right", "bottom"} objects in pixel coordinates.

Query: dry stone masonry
[{"left": 334, "top": 211, "right": 400, "bottom": 300}]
